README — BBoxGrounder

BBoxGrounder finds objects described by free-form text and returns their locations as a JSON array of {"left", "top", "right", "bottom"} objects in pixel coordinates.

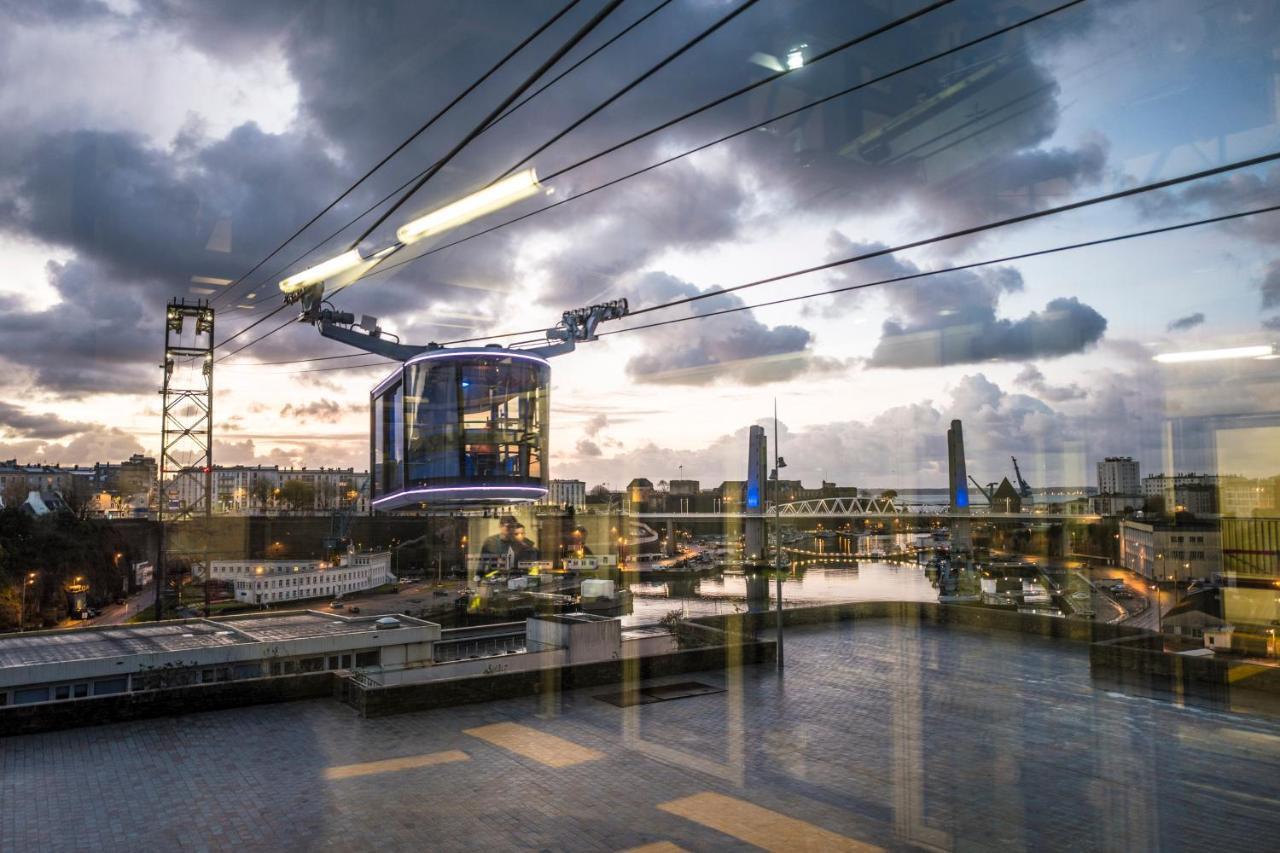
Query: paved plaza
[{"left": 4, "top": 619, "right": 1280, "bottom": 852}]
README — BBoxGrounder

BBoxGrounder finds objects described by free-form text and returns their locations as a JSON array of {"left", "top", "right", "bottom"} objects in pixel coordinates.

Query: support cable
[
  {"left": 227, "top": 201, "right": 1280, "bottom": 370},
  {"left": 212, "top": 0, "right": 585, "bottom": 307}
]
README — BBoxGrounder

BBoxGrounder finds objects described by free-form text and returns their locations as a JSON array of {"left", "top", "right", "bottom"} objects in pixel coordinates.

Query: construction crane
[
  {"left": 968, "top": 476, "right": 997, "bottom": 504},
  {"left": 1010, "top": 456, "right": 1033, "bottom": 500}
]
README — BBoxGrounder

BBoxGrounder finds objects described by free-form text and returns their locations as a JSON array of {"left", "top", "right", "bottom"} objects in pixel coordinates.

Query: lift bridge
[{"left": 634, "top": 497, "right": 1097, "bottom": 522}]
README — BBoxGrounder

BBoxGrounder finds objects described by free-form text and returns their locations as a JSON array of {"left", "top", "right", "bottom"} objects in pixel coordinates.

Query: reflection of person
[
  {"left": 515, "top": 524, "right": 540, "bottom": 560},
  {"left": 481, "top": 515, "right": 538, "bottom": 569},
  {"left": 566, "top": 525, "right": 593, "bottom": 558}
]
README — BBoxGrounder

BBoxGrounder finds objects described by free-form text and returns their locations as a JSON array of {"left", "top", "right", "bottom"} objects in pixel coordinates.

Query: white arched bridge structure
[{"left": 634, "top": 497, "right": 1098, "bottom": 522}]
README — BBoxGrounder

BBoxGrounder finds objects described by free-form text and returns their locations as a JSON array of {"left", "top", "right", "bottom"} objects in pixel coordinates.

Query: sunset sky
[{"left": 1, "top": 0, "right": 1278, "bottom": 491}]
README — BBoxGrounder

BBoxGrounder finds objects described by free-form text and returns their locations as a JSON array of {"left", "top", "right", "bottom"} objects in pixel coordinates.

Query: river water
[{"left": 624, "top": 559, "right": 939, "bottom": 627}]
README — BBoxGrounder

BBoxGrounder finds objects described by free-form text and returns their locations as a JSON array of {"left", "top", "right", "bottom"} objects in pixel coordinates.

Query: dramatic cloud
[
  {"left": 575, "top": 438, "right": 602, "bottom": 458},
  {"left": 1261, "top": 260, "right": 1280, "bottom": 310},
  {"left": 279, "top": 399, "right": 356, "bottom": 424},
  {"left": 0, "top": 428, "right": 144, "bottom": 466},
  {"left": 0, "top": 401, "right": 94, "bottom": 440},
  {"left": 1166, "top": 312, "right": 1205, "bottom": 332},
  {"left": 212, "top": 436, "right": 366, "bottom": 470},
  {"left": 0, "top": 260, "right": 156, "bottom": 394},
  {"left": 529, "top": 157, "right": 753, "bottom": 306},
  {"left": 622, "top": 272, "right": 842, "bottom": 385},
  {"left": 1013, "top": 364, "right": 1087, "bottom": 402},
  {"left": 583, "top": 414, "right": 609, "bottom": 437},
  {"left": 556, "top": 370, "right": 1164, "bottom": 489},
  {"left": 1139, "top": 165, "right": 1280, "bottom": 248},
  {"left": 869, "top": 296, "right": 1107, "bottom": 368},
  {"left": 820, "top": 233, "right": 1107, "bottom": 368}
]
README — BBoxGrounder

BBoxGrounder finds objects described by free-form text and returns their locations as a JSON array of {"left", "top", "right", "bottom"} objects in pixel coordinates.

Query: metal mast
[{"left": 157, "top": 298, "right": 214, "bottom": 618}]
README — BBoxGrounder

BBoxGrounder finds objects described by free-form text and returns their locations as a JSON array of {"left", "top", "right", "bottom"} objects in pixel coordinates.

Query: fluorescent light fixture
[
  {"left": 748, "top": 51, "right": 785, "bottom": 72},
  {"left": 786, "top": 45, "right": 806, "bottom": 70},
  {"left": 396, "top": 169, "right": 541, "bottom": 246},
  {"left": 1153, "top": 344, "right": 1275, "bottom": 363},
  {"left": 279, "top": 249, "right": 366, "bottom": 294}
]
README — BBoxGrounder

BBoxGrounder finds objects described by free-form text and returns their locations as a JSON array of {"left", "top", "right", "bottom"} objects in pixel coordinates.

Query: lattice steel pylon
[{"left": 157, "top": 298, "right": 214, "bottom": 619}]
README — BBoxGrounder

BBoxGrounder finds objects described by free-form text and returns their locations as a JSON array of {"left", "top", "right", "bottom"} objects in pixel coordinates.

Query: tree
[
  {"left": 250, "top": 479, "right": 272, "bottom": 513},
  {"left": 879, "top": 489, "right": 898, "bottom": 500},
  {"left": 279, "top": 479, "right": 316, "bottom": 513}
]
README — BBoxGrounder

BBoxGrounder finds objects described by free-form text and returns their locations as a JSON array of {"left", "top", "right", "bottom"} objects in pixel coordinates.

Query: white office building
[
  {"left": 542, "top": 479, "right": 587, "bottom": 509},
  {"left": 207, "top": 551, "right": 393, "bottom": 605},
  {"left": 1097, "top": 457, "right": 1140, "bottom": 495}
]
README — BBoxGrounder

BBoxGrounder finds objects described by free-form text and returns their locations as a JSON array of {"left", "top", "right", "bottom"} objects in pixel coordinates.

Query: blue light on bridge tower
[
  {"left": 746, "top": 481, "right": 760, "bottom": 509},
  {"left": 955, "top": 485, "right": 968, "bottom": 508}
]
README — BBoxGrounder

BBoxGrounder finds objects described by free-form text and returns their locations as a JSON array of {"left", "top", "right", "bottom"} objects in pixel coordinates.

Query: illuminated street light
[
  {"left": 20, "top": 571, "right": 38, "bottom": 633},
  {"left": 397, "top": 169, "right": 542, "bottom": 246},
  {"left": 278, "top": 249, "right": 366, "bottom": 294},
  {"left": 1153, "top": 344, "right": 1275, "bottom": 363},
  {"left": 785, "top": 44, "right": 806, "bottom": 69}
]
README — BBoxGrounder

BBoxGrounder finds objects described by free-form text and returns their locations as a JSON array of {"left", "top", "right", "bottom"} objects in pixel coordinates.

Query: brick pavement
[{"left": 3, "top": 619, "right": 1280, "bottom": 851}]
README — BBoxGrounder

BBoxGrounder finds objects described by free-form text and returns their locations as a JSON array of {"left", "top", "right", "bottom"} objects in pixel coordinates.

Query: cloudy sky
[{"left": 1, "top": 0, "right": 1279, "bottom": 491}]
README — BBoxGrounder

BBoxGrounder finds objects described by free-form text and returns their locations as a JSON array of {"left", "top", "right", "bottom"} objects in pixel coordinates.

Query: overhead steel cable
[
  {"left": 489, "top": 0, "right": 677, "bottom": 130},
  {"left": 598, "top": 202, "right": 1280, "bottom": 336},
  {"left": 619, "top": 150, "right": 1280, "bottom": 319},
  {"left": 228, "top": 1, "right": 675, "bottom": 314},
  {"left": 222, "top": 201, "right": 1280, "bottom": 371},
  {"left": 370, "top": 148, "right": 1280, "bottom": 342},
  {"left": 497, "top": 0, "right": 767, "bottom": 177},
  {"left": 218, "top": 0, "right": 1082, "bottom": 362},
  {"left": 215, "top": 311, "right": 298, "bottom": 362},
  {"left": 239, "top": 0, "right": 965, "bottom": 315},
  {"left": 210, "top": 0, "right": 585, "bottom": 308},
  {"left": 351, "top": 0, "right": 1084, "bottom": 288},
  {"left": 213, "top": 302, "right": 290, "bottom": 352},
  {"left": 350, "top": 0, "right": 628, "bottom": 247},
  {"left": 536, "top": 0, "right": 961, "bottom": 182},
  {"left": 215, "top": 0, "right": 626, "bottom": 352}
]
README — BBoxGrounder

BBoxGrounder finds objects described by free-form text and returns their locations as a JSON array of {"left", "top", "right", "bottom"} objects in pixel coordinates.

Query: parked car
[
  {"left": 330, "top": 601, "right": 344, "bottom": 609},
  {"left": 348, "top": 606, "right": 361, "bottom": 614}
]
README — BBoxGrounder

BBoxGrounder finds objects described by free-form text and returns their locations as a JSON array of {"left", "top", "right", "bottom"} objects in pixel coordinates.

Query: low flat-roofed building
[
  {"left": 0, "top": 611, "right": 439, "bottom": 709},
  {"left": 207, "top": 551, "right": 392, "bottom": 605},
  {"left": 1120, "top": 519, "right": 1221, "bottom": 580}
]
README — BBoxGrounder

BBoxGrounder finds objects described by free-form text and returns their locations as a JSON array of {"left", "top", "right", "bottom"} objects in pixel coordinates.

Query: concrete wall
[
  {"left": 344, "top": 641, "right": 777, "bottom": 718},
  {"left": 1090, "top": 635, "right": 1280, "bottom": 700},
  {"left": 689, "top": 600, "right": 1158, "bottom": 645},
  {"left": 0, "top": 672, "right": 334, "bottom": 737}
]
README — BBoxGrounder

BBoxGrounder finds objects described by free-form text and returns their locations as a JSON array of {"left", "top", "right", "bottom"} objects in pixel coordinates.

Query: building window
[
  {"left": 94, "top": 678, "right": 127, "bottom": 696},
  {"left": 14, "top": 687, "right": 49, "bottom": 705},
  {"left": 55, "top": 685, "right": 70, "bottom": 700},
  {"left": 355, "top": 650, "right": 379, "bottom": 668}
]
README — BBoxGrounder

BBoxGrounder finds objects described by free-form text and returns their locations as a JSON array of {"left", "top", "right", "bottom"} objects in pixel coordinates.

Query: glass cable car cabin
[{"left": 370, "top": 348, "right": 550, "bottom": 510}]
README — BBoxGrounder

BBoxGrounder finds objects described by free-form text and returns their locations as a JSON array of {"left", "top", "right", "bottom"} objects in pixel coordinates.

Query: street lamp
[{"left": 20, "top": 571, "right": 37, "bottom": 632}]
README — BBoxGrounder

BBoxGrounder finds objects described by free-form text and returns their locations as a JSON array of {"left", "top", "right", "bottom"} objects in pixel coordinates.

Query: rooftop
[{"left": 0, "top": 611, "right": 429, "bottom": 670}]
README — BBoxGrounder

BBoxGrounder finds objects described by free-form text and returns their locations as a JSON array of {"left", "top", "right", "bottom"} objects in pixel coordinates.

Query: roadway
[{"left": 59, "top": 582, "right": 154, "bottom": 629}]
